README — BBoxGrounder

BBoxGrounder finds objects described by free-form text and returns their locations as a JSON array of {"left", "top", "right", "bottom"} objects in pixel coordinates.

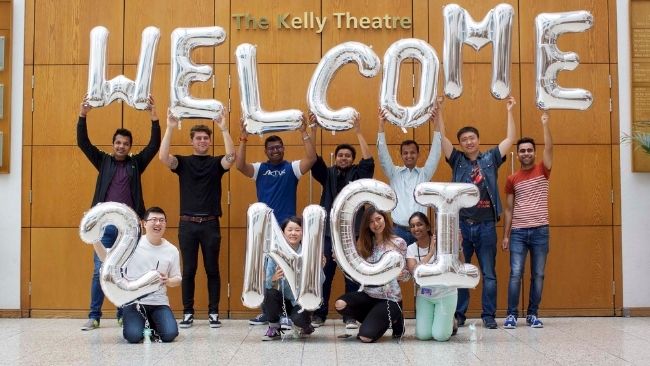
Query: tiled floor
[{"left": 1, "top": 317, "right": 650, "bottom": 365}]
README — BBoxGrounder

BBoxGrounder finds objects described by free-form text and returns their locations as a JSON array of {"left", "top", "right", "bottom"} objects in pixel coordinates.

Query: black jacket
[
  {"left": 77, "top": 116, "right": 161, "bottom": 218},
  {"left": 311, "top": 155, "right": 374, "bottom": 235}
]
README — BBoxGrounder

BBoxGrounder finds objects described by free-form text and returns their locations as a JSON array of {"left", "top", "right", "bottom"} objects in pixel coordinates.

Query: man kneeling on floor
[{"left": 92, "top": 206, "right": 182, "bottom": 343}]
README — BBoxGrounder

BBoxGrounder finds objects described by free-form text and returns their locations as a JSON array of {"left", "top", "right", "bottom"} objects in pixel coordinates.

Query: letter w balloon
[
  {"left": 79, "top": 202, "right": 162, "bottom": 306},
  {"left": 87, "top": 26, "right": 160, "bottom": 109},
  {"left": 242, "top": 203, "right": 326, "bottom": 311},
  {"left": 413, "top": 182, "right": 481, "bottom": 288}
]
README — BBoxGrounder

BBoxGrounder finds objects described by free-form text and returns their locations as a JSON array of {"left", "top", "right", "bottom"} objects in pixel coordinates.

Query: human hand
[
  {"left": 79, "top": 95, "right": 92, "bottom": 117},
  {"left": 214, "top": 113, "right": 228, "bottom": 132},
  {"left": 271, "top": 267, "right": 284, "bottom": 282},
  {"left": 501, "top": 237, "right": 509, "bottom": 251},
  {"left": 166, "top": 108, "right": 179, "bottom": 129},
  {"left": 506, "top": 96, "right": 516, "bottom": 111},
  {"left": 541, "top": 112, "right": 549, "bottom": 126},
  {"left": 146, "top": 95, "right": 158, "bottom": 120}
]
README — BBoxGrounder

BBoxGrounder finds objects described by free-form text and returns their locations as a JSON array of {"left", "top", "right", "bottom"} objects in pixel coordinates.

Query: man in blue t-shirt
[{"left": 236, "top": 117, "right": 317, "bottom": 326}]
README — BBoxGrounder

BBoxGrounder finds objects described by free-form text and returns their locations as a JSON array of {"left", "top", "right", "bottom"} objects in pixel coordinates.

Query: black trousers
[
  {"left": 178, "top": 219, "right": 221, "bottom": 314},
  {"left": 262, "top": 288, "right": 312, "bottom": 329},
  {"left": 315, "top": 235, "right": 360, "bottom": 321},
  {"left": 336, "top": 291, "right": 404, "bottom": 342}
]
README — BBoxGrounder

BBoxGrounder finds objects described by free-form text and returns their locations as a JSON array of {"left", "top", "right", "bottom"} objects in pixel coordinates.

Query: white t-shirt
[
  {"left": 125, "top": 236, "right": 181, "bottom": 306},
  {"left": 406, "top": 242, "right": 457, "bottom": 300}
]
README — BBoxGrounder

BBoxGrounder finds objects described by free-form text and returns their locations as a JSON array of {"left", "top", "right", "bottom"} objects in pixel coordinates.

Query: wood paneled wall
[{"left": 23, "top": 0, "right": 621, "bottom": 318}]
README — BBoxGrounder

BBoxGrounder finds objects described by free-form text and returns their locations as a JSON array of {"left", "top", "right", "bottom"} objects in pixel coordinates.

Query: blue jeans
[
  {"left": 122, "top": 303, "right": 178, "bottom": 343},
  {"left": 507, "top": 225, "right": 549, "bottom": 318},
  {"left": 89, "top": 224, "right": 123, "bottom": 320},
  {"left": 394, "top": 224, "right": 416, "bottom": 246},
  {"left": 455, "top": 220, "right": 497, "bottom": 321}
]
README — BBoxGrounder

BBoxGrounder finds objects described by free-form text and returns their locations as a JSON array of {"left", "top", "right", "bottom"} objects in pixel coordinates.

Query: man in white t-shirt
[{"left": 92, "top": 207, "right": 182, "bottom": 343}]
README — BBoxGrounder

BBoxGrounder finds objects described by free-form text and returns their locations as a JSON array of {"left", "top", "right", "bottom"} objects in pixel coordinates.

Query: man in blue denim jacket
[{"left": 441, "top": 96, "right": 517, "bottom": 329}]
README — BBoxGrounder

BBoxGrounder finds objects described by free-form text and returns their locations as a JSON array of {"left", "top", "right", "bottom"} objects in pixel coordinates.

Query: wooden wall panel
[
  {"left": 549, "top": 145, "right": 613, "bottom": 226},
  {"left": 21, "top": 146, "right": 30, "bottom": 227},
  {"left": 124, "top": 0, "right": 216, "bottom": 65},
  {"left": 22, "top": 65, "right": 32, "bottom": 146},
  {"left": 21, "top": 228, "right": 30, "bottom": 314},
  {"left": 612, "top": 145, "right": 621, "bottom": 226},
  {"left": 522, "top": 226, "right": 614, "bottom": 312},
  {"left": 34, "top": 0, "right": 124, "bottom": 65},
  {"left": 31, "top": 146, "right": 109, "bottom": 227},
  {"left": 322, "top": 0, "right": 414, "bottom": 52},
  {"left": 431, "top": 63, "right": 521, "bottom": 146},
  {"left": 518, "top": 0, "right": 610, "bottom": 64},
  {"left": 24, "top": 0, "right": 33, "bottom": 65},
  {"left": 31, "top": 228, "right": 97, "bottom": 309},
  {"left": 428, "top": 0, "right": 520, "bottom": 64},
  {"left": 520, "top": 64, "right": 611, "bottom": 145},
  {"left": 610, "top": 65, "right": 619, "bottom": 145},
  {"left": 229, "top": 0, "right": 322, "bottom": 64},
  {"left": 32, "top": 65, "right": 123, "bottom": 146},
  {"left": 609, "top": 0, "right": 618, "bottom": 64}
]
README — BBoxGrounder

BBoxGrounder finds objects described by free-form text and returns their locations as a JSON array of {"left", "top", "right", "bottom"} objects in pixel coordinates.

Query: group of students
[{"left": 78, "top": 92, "right": 553, "bottom": 344}]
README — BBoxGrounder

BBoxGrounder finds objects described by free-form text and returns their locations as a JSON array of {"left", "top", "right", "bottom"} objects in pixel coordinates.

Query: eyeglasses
[
  {"left": 146, "top": 218, "right": 167, "bottom": 224},
  {"left": 266, "top": 145, "right": 284, "bottom": 152}
]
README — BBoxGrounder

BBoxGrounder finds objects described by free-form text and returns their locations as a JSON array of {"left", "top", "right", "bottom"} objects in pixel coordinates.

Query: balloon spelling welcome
[{"left": 86, "top": 5, "right": 594, "bottom": 127}]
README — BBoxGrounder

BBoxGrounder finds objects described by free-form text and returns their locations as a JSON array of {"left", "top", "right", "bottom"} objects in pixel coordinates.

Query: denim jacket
[{"left": 446, "top": 146, "right": 506, "bottom": 220}]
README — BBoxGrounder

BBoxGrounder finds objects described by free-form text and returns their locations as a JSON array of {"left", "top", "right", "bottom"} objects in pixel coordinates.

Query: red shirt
[{"left": 505, "top": 162, "right": 551, "bottom": 228}]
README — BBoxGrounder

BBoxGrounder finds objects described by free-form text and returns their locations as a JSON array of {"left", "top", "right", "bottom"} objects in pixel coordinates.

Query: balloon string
[
  {"left": 280, "top": 279, "right": 290, "bottom": 341},
  {"left": 136, "top": 302, "right": 161, "bottom": 343}
]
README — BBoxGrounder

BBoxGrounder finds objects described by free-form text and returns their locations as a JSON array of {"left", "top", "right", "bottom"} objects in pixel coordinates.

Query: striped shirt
[{"left": 505, "top": 162, "right": 551, "bottom": 228}]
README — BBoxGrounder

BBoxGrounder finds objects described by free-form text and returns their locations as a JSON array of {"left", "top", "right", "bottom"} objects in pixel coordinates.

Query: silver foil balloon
[
  {"left": 87, "top": 26, "right": 160, "bottom": 110},
  {"left": 535, "top": 11, "right": 594, "bottom": 110},
  {"left": 379, "top": 38, "right": 439, "bottom": 129},
  {"left": 442, "top": 4, "right": 514, "bottom": 99},
  {"left": 412, "top": 182, "right": 481, "bottom": 288},
  {"left": 241, "top": 203, "right": 270, "bottom": 308},
  {"left": 169, "top": 26, "right": 226, "bottom": 120},
  {"left": 307, "top": 41, "right": 380, "bottom": 131},
  {"left": 79, "top": 202, "right": 161, "bottom": 306},
  {"left": 236, "top": 44, "right": 303, "bottom": 135},
  {"left": 330, "top": 179, "right": 404, "bottom": 286},
  {"left": 242, "top": 203, "right": 326, "bottom": 311}
]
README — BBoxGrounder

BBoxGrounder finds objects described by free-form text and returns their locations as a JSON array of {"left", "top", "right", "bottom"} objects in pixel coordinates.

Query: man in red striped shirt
[{"left": 502, "top": 112, "right": 553, "bottom": 329}]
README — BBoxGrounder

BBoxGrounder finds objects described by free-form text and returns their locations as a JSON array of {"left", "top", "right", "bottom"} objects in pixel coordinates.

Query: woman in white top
[{"left": 406, "top": 212, "right": 457, "bottom": 341}]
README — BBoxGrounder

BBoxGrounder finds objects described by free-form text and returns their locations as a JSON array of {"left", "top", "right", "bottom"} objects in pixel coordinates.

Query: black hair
[
  {"left": 456, "top": 126, "right": 479, "bottom": 141},
  {"left": 516, "top": 137, "right": 536, "bottom": 151},
  {"left": 144, "top": 206, "right": 166, "bottom": 220},
  {"left": 408, "top": 212, "right": 433, "bottom": 237},
  {"left": 335, "top": 143, "right": 356, "bottom": 160},
  {"left": 400, "top": 139, "right": 420, "bottom": 153},
  {"left": 113, "top": 128, "right": 133, "bottom": 145},
  {"left": 264, "top": 135, "right": 283, "bottom": 149}
]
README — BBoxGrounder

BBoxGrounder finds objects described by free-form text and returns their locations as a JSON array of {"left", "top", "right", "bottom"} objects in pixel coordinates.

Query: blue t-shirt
[{"left": 253, "top": 160, "right": 301, "bottom": 224}]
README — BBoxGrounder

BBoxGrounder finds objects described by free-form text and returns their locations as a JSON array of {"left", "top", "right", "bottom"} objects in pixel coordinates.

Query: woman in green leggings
[{"left": 406, "top": 212, "right": 458, "bottom": 341}]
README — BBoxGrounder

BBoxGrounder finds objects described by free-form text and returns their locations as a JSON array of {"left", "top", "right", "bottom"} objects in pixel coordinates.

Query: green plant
[{"left": 622, "top": 121, "right": 650, "bottom": 155}]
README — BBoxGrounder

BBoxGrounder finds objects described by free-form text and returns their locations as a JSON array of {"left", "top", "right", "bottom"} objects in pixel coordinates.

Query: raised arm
[
  {"left": 158, "top": 108, "right": 179, "bottom": 170},
  {"left": 76, "top": 97, "right": 104, "bottom": 170},
  {"left": 376, "top": 108, "right": 396, "bottom": 177},
  {"left": 438, "top": 97, "right": 454, "bottom": 160},
  {"left": 136, "top": 95, "right": 161, "bottom": 170},
  {"left": 214, "top": 114, "right": 235, "bottom": 170},
  {"left": 353, "top": 113, "right": 371, "bottom": 159},
  {"left": 423, "top": 102, "right": 443, "bottom": 178},
  {"left": 501, "top": 192, "right": 514, "bottom": 251},
  {"left": 299, "top": 114, "right": 317, "bottom": 174},
  {"left": 235, "top": 118, "right": 255, "bottom": 178},
  {"left": 541, "top": 112, "right": 553, "bottom": 170},
  {"left": 498, "top": 96, "right": 517, "bottom": 158}
]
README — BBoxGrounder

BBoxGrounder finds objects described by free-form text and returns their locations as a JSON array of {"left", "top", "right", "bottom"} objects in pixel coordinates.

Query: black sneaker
[
  {"left": 455, "top": 314, "right": 465, "bottom": 327},
  {"left": 209, "top": 313, "right": 222, "bottom": 328},
  {"left": 483, "top": 316, "right": 498, "bottom": 329},
  {"left": 248, "top": 313, "right": 268, "bottom": 325},
  {"left": 179, "top": 313, "right": 194, "bottom": 328}
]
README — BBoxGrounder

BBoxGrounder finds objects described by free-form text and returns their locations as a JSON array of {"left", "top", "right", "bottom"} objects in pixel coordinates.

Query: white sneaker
[{"left": 345, "top": 319, "right": 359, "bottom": 329}]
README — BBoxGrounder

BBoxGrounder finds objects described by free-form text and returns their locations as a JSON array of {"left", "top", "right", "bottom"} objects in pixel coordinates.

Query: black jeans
[
  {"left": 315, "top": 235, "right": 360, "bottom": 321},
  {"left": 262, "top": 288, "right": 312, "bottom": 329},
  {"left": 336, "top": 291, "right": 404, "bottom": 342},
  {"left": 178, "top": 219, "right": 221, "bottom": 314}
]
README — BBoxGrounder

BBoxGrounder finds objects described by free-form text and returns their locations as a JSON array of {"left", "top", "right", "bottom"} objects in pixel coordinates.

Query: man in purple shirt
[{"left": 77, "top": 95, "right": 161, "bottom": 331}]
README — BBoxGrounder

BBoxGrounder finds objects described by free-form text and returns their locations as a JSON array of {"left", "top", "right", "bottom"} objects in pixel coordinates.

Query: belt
[{"left": 180, "top": 215, "right": 217, "bottom": 223}]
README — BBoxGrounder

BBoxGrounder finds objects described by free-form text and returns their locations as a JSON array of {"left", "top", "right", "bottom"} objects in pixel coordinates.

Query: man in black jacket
[
  {"left": 310, "top": 114, "right": 374, "bottom": 329},
  {"left": 77, "top": 95, "right": 161, "bottom": 331}
]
